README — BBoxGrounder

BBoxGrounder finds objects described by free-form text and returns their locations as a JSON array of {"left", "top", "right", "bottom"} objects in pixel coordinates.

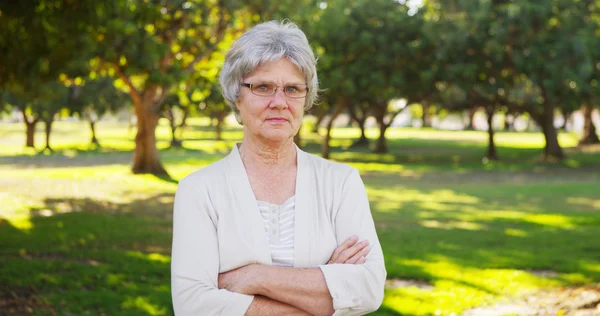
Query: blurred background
[{"left": 1, "top": 0, "right": 599, "bottom": 315}]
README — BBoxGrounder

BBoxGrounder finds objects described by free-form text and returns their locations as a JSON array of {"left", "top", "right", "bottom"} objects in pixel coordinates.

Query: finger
[
  {"left": 356, "top": 256, "right": 366, "bottom": 264},
  {"left": 345, "top": 245, "right": 371, "bottom": 264},
  {"left": 336, "top": 240, "right": 369, "bottom": 264},
  {"left": 217, "top": 273, "right": 226, "bottom": 289},
  {"left": 329, "top": 235, "right": 358, "bottom": 263}
]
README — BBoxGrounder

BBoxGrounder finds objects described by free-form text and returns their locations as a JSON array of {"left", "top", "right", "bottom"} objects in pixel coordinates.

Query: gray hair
[{"left": 219, "top": 21, "right": 319, "bottom": 123}]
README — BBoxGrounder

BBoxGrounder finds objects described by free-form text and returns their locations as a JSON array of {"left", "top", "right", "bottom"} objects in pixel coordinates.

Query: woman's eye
[
  {"left": 257, "top": 84, "right": 270, "bottom": 91},
  {"left": 286, "top": 86, "right": 298, "bottom": 92}
]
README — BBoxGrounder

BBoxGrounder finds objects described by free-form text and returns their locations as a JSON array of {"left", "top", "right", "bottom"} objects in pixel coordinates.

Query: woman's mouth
[{"left": 266, "top": 117, "right": 288, "bottom": 123}]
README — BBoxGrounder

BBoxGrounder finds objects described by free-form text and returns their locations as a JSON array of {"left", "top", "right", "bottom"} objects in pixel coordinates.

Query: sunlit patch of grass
[
  {"left": 567, "top": 197, "right": 600, "bottom": 210},
  {"left": 382, "top": 259, "right": 561, "bottom": 315},
  {"left": 127, "top": 251, "right": 171, "bottom": 264},
  {"left": 121, "top": 296, "right": 168, "bottom": 315},
  {"left": 420, "top": 219, "right": 487, "bottom": 231},
  {"left": 504, "top": 228, "right": 528, "bottom": 237}
]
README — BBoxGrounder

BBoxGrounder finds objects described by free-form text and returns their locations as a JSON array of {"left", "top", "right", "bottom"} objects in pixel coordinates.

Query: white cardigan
[{"left": 171, "top": 145, "right": 386, "bottom": 315}]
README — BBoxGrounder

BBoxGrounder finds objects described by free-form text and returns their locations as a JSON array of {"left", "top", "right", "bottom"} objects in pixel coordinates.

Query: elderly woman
[{"left": 171, "top": 21, "right": 386, "bottom": 315}]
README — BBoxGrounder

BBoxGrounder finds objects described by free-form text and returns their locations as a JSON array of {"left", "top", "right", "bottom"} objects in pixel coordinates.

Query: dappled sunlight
[
  {"left": 580, "top": 260, "right": 600, "bottom": 274},
  {"left": 126, "top": 251, "right": 171, "bottom": 264},
  {"left": 367, "top": 187, "right": 481, "bottom": 214},
  {"left": 0, "top": 193, "right": 38, "bottom": 232},
  {"left": 121, "top": 296, "right": 167, "bottom": 315},
  {"left": 383, "top": 258, "right": 562, "bottom": 315},
  {"left": 504, "top": 228, "right": 528, "bottom": 237},
  {"left": 567, "top": 197, "right": 600, "bottom": 210},
  {"left": 5, "top": 214, "right": 34, "bottom": 232},
  {"left": 477, "top": 211, "right": 578, "bottom": 229},
  {"left": 332, "top": 151, "right": 398, "bottom": 163},
  {"left": 420, "top": 220, "right": 487, "bottom": 231}
]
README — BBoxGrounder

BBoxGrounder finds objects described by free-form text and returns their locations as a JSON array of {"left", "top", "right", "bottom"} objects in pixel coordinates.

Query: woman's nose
[{"left": 269, "top": 89, "right": 288, "bottom": 109}]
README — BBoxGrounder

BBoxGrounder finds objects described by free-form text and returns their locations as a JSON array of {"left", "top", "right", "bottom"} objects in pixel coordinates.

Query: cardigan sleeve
[
  {"left": 171, "top": 176, "right": 254, "bottom": 315},
  {"left": 318, "top": 168, "right": 387, "bottom": 315}
]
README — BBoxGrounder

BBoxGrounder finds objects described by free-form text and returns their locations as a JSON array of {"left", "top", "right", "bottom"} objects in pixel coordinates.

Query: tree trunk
[
  {"left": 485, "top": 106, "right": 498, "bottom": 160},
  {"left": 25, "top": 121, "right": 37, "bottom": 148},
  {"left": 313, "top": 111, "right": 326, "bottom": 134},
  {"left": 44, "top": 119, "right": 53, "bottom": 152},
  {"left": 322, "top": 97, "right": 347, "bottom": 159},
  {"left": 215, "top": 116, "right": 223, "bottom": 141},
  {"left": 560, "top": 110, "right": 572, "bottom": 131},
  {"left": 89, "top": 120, "right": 100, "bottom": 146},
  {"left": 165, "top": 108, "right": 181, "bottom": 148},
  {"left": 347, "top": 104, "right": 369, "bottom": 148},
  {"left": 373, "top": 115, "right": 389, "bottom": 153},
  {"left": 22, "top": 111, "right": 38, "bottom": 148},
  {"left": 504, "top": 114, "right": 514, "bottom": 132},
  {"left": 466, "top": 107, "right": 477, "bottom": 130},
  {"left": 170, "top": 127, "right": 181, "bottom": 147},
  {"left": 422, "top": 101, "right": 432, "bottom": 128},
  {"left": 132, "top": 99, "right": 168, "bottom": 175},
  {"left": 178, "top": 108, "right": 189, "bottom": 139},
  {"left": 579, "top": 104, "right": 599, "bottom": 145},
  {"left": 351, "top": 119, "right": 369, "bottom": 147},
  {"left": 539, "top": 102, "right": 565, "bottom": 160}
]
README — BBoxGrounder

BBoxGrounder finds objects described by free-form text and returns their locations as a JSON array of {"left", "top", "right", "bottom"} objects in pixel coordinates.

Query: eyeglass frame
[{"left": 240, "top": 82, "right": 309, "bottom": 99}]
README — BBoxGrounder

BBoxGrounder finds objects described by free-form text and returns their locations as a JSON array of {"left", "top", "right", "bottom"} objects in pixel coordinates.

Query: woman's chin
[{"left": 259, "top": 130, "right": 294, "bottom": 144}]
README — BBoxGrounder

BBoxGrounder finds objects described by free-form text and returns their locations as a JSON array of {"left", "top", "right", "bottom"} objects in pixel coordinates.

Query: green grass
[{"left": 1, "top": 118, "right": 599, "bottom": 315}]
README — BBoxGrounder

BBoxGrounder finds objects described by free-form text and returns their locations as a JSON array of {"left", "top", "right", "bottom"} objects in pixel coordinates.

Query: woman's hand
[
  {"left": 218, "top": 264, "right": 261, "bottom": 295},
  {"left": 327, "top": 235, "right": 370, "bottom": 264}
]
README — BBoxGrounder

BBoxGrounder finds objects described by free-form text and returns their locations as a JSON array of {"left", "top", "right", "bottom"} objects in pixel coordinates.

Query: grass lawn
[{"left": 1, "top": 118, "right": 599, "bottom": 315}]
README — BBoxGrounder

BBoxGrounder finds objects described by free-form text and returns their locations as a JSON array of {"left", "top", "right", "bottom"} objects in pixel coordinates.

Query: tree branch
[{"left": 113, "top": 64, "right": 142, "bottom": 105}]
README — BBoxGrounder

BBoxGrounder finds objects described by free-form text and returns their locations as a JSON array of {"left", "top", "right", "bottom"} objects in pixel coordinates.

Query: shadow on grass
[
  {"left": 0, "top": 194, "right": 175, "bottom": 315},
  {"left": 369, "top": 180, "right": 600, "bottom": 314},
  {"left": 0, "top": 145, "right": 224, "bottom": 169},
  {"left": 2, "top": 180, "right": 600, "bottom": 315},
  {"left": 371, "top": 183, "right": 600, "bottom": 280}
]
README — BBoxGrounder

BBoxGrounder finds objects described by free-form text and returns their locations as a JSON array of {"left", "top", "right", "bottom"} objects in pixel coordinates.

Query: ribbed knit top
[{"left": 257, "top": 196, "right": 295, "bottom": 267}]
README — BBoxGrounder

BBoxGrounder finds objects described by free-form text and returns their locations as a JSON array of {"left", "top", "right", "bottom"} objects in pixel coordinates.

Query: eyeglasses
[{"left": 240, "top": 82, "right": 308, "bottom": 99}]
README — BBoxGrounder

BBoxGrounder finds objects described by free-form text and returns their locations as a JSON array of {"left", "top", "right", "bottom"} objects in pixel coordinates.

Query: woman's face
[{"left": 236, "top": 58, "right": 305, "bottom": 145}]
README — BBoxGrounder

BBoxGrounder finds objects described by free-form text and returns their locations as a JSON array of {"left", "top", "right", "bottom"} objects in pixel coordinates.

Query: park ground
[{"left": 1, "top": 118, "right": 600, "bottom": 315}]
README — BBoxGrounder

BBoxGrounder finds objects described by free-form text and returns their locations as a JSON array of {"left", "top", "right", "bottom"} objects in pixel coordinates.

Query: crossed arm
[
  {"left": 172, "top": 170, "right": 385, "bottom": 315},
  {"left": 218, "top": 236, "right": 370, "bottom": 316}
]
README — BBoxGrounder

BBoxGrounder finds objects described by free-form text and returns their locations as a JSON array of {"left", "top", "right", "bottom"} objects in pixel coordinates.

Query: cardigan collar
[{"left": 224, "top": 143, "right": 312, "bottom": 268}]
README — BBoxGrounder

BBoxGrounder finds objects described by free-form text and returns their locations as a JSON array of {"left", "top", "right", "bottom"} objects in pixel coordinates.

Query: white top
[
  {"left": 257, "top": 196, "right": 296, "bottom": 267},
  {"left": 171, "top": 144, "right": 386, "bottom": 316}
]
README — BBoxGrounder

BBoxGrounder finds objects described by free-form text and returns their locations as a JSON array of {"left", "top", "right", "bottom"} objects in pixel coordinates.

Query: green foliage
[
  {"left": 4, "top": 80, "right": 71, "bottom": 122},
  {"left": 0, "top": 1, "right": 100, "bottom": 88},
  {"left": 94, "top": 0, "right": 243, "bottom": 92},
  {"left": 71, "top": 76, "right": 130, "bottom": 121}
]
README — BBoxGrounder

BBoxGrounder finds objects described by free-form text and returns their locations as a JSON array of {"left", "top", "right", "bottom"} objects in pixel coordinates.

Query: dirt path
[{"left": 463, "top": 285, "right": 600, "bottom": 316}]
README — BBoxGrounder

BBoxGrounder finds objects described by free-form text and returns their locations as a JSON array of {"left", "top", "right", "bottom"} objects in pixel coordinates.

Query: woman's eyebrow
[{"left": 285, "top": 82, "right": 306, "bottom": 86}]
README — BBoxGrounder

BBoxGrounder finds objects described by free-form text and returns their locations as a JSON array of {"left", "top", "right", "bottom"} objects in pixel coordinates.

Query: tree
[
  {"left": 503, "top": 1, "right": 594, "bottom": 160},
  {"left": 575, "top": 0, "right": 600, "bottom": 145},
  {"left": 161, "top": 92, "right": 189, "bottom": 148},
  {"left": 3, "top": 80, "right": 70, "bottom": 150},
  {"left": 0, "top": 1, "right": 101, "bottom": 149},
  {"left": 201, "top": 85, "right": 231, "bottom": 141},
  {"left": 313, "top": 0, "right": 419, "bottom": 156},
  {"left": 71, "top": 75, "right": 130, "bottom": 146},
  {"left": 2, "top": 88, "right": 40, "bottom": 148},
  {"left": 93, "top": 0, "right": 245, "bottom": 175},
  {"left": 347, "top": 101, "right": 371, "bottom": 147},
  {"left": 38, "top": 81, "right": 71, "bottom": 152},
  {"left": 580, "top": 104, "right": 599, "bottom": 145}
]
